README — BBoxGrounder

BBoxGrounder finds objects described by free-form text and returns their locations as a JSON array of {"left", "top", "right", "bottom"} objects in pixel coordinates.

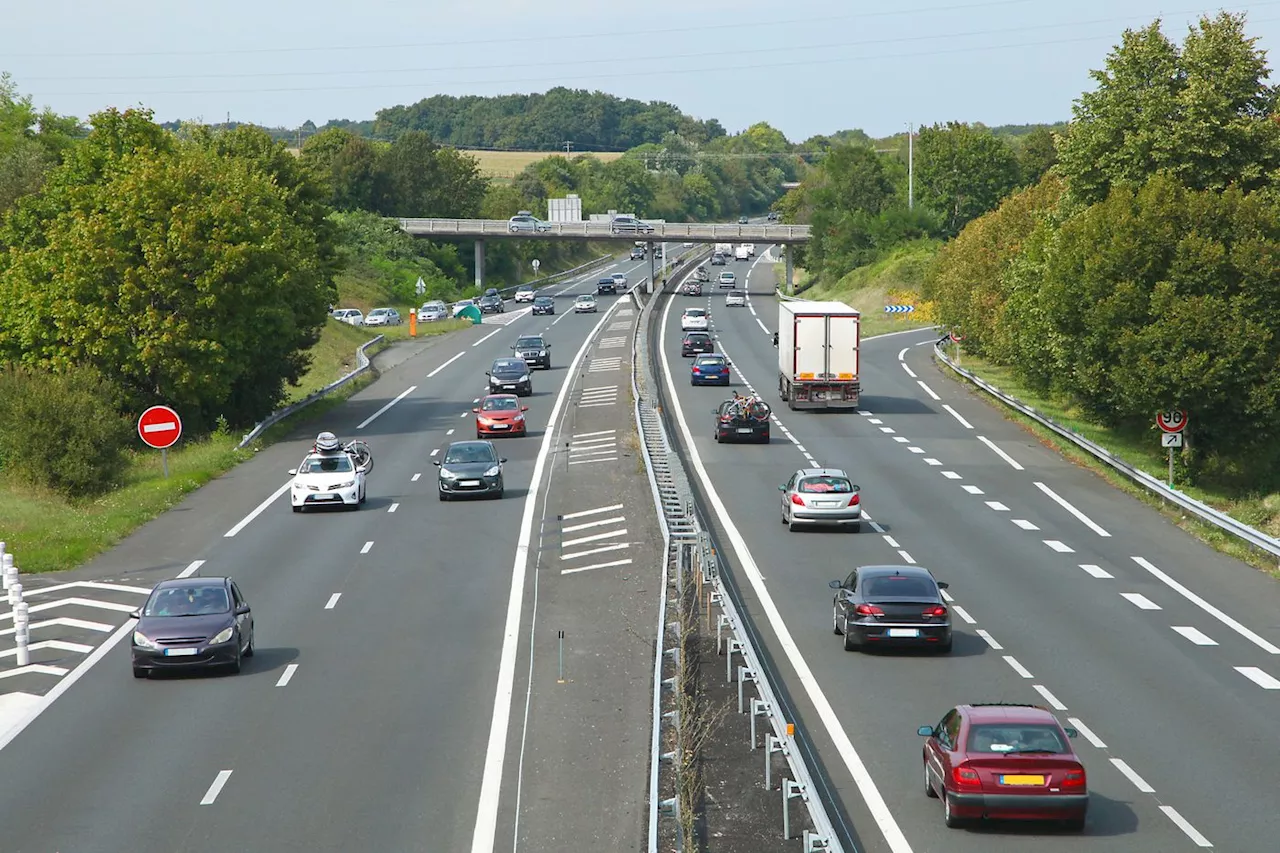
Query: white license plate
[
  {"left": 887, "top": 628, "right": 920, "bottom": 638},
  {"left": 815, "top": 501, "right": 841, "bottom": 507},
  {"left": 490, "top": 424, "right": 509, "bottom": 429},
  {"left": 504, "top": 385, "right": 517, "bottom": 390},
  {"left": 459, "top": 480, "right": 481, "bottom": 487},
  {"left": 317, "top": 494, "right": 334, "bottom": 500},
  {"left": 737, "top": 428, "right": 753, "bottom": 433},
  {"left": 164, "top": 647, "right": 199, "bottom": 656}
]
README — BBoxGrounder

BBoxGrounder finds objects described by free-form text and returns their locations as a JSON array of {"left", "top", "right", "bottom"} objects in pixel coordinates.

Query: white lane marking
[
  {"left": 0, "top": 665, "right": 66, "bottom": 679},
  {"left": 324, "top": 594, "right": 341, "bottom": 610},
  {"left": 1067, "top": 717, "right": 1107, "bottom": 748},
  {"left": 561, "top": 503, "right": 625, "bottom": 519},
  {"left": 0, "top": 616, "right": 112, "bottom": 637},
  {"left": 360, "top": 541, "right": 374, "bottom": 554},
  {"left": 0, "top": 598, "right": 135, "bottom": 620},
  {"left": 859, "top": 410, "right": 875, "bottom": 417},
  {"left": 916, "top": 380, "right": 941, "bottom": 401},
  {"left": 976, "top": 629, "right": 1003, "bottom": 650},
  {"left": 1079, "top": 563, "right": 1113, "bottom": 578},
  {"left": 923, "top": 458, "right": 942, "bottom": 466},
  {"left": 942, "top": 404, "right": 973, "bottom": 429},
  {"left": 939, "top": 589, "right": 954, "bottom": 602},
  {"left": 878, "top": 427, "right": 895, "bottom": 435},
  {"left": 275, "top": 664, "right": 299, "bottom": 687},
  {"left": 471, "top": 297, "right": 628, "bottom": 853},
  {"left": 473, "top": 327, "right": 502, "bottom": 346},
  {"left": 883, "top": 535, "right": 900, "bottom": 548},
  {"left": 569, "top": 446, "right": 618, "bottom": 457},
  {"left": 1171, "top": 626, "right": 1217, "bottom": 646},
  {"left": 1044, "top": 540, "right": 1074, "bottom": 553},
  {"left": 867, "top": 418, "right": 883, "bottom": 424},
  {"left": 1160, "top": 805, "right": 1213, "bottom": 847},
  {"left": 1012, "top": 519, "right": 1039, "bottom": 531},
  {"left": 869, "top": 521, "right": 886, "bottom": 534},
  {"left": 1003, "top": 655, "right": 1033, "bottom": 678},
  {"left": 951, "top": 605, "right": 976, "bottom": 624},
  {"left": 200, "top": 770, "right": 234, "bottom": 805},
  {"left": 892, "top": 436, "right": 909, "bottom": 443},
  {"left": 897, "top": 348, "right": 908, "bottom": 361},
  {"left": 977, "top": 435, "right": 1024, "bottom": 470},
  {"left": 1235, "top": 666, "right": 1280, "bottom": 689},
  {"left": 561, "top": 516, "right": 625, "bottom": 533},
  {"left": 796, "top": 445, "right": 808, "bottom": 453},
  {"left": 940, "top": 471, "right": 962, "bottom": 480},
  {"left": 1111, "top": 758, "right": 1155, "bottom": 793},
  {"left": 569, "top": 457, "right": 619, "bottom": 466},
  {"left": 897, "top": 550, "right": 915, "bottom": 564},
  {"left": 357, "top": 385, "right": 418, "bottom": 430},
  {"left": 560, "top": 543, "right": 630, "bottom": 561},
  {"left": 657, "top": 288, "right": 915, "bottom": 853},
  {"left": 1120, "top": 592, "right": 1160, "bottom": 610},
  {"left": 224, "top": 481, "right": 291, "bottom": 537},
  {"left": 179, "top": 560, "right": 205, "bottom": 578},
  {"left": 1132, "top": 556, "right": 1280, "bottom": 655},
  {"left": 1033, "top": 684, "right": 1068, "bottom": 710},
  {"left": 961, "top": 485, "right": 984, "bottom": 495},
  {"left": 411, "top": 473, "right": 422, "bottom": 482},
  {"left": 427, "top": 350, "right": 467, "bottom": 378},
  {"left": 447, "top": 428, "right": 455, "bottom": 436},
  {"left": 0, "top": 640, "right": 92, "bottom": 657},
  {"left": 755, "top": 317, "right": 769, "bottom": 334},
  {"left": 1033, "top": 482, "right": 1111, "bottom": 537},
  {"left": 460, "top": 412, "right": 469, "bottom": 418},
  {"left": 561, "top": 558, "right": 634, "bottom": 575},
  {"left": 901, "top": 363, "right": 917, "bottom": 379},
  {"left": 20, "top": 580, "right": 151, "bottom": 597},
  {"left": 388, "top": 503, "right": 399, "bottom": 513},
  {"left": 985, "top": 501, "right": 1009, "bottom": 511},
  {"left": 572, "top": 429, "right": 617, "bottom": 439},
  {"left": 431, "top": 449, "right": 439, "bottom": 457},
  {"left": 908, "top": 446, "right": 925, "bottom": 454}
]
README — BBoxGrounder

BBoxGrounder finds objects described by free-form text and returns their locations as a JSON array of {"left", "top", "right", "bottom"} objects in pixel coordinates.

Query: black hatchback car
[
  {"left": 512, "top": 335, "right": 551, "bottom": 369},
  {"left": 435, "top": 440, "right": 506, "bottom": 500},
  {"left": 479, "top": 294, "right": 505, "bottom": 314},
  {"left": 488, "top": 357, "right": 533, "bottom": 396},
  {"left": 532, "top": 296, "right": 555, "bottom": 315},
  {"left": 596, "top": 277, "right": 617, "bottom": 295},
  {"left": 682, "top": 332, "right": 714, "bottom": 357},
  {"left": 130, "top": 577, "right": 255, "bottom": 677},
  {"left": 829, "top": 565, "right": 952, "bottom": 653}
]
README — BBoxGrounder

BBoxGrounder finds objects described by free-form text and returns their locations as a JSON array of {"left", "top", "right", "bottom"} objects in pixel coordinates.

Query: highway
[
  {"left": 654, "top": 248, "right": 1280, "bottom": 852},
  {"left": 0, "top": 254, "right": 657, "bottom": 853}
]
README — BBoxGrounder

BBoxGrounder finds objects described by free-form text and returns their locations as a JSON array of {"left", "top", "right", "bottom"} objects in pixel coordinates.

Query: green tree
[
  {"left": 1017, "top": 126, "right": 1059, "bottom": 185},
  {"left": 915, "top": 122, "right": 1021, "bottom": 236},
  {"left": 374, "top": 130, "right": 486, "bottom": 217},
  {"left": 802, "top": 144, "right": 897, "bottom": 278}
]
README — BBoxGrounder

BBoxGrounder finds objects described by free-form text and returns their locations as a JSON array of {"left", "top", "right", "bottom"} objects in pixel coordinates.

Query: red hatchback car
[
  {"left": 473, "top": 394, "right": 529, "bottom": 439},
  {"left": 918, "top": 703, "right": 1088, "bottom": 831}
]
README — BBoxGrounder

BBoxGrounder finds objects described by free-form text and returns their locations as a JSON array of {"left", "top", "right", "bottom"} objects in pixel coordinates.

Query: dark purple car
[{"left": 130, "top": 577, "right": 255, "bottom": 678}]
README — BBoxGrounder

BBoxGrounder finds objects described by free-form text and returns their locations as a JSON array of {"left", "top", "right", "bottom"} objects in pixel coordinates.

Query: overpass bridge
[{"left": 397, "top": 217, "right": 810, "bottom": 290}]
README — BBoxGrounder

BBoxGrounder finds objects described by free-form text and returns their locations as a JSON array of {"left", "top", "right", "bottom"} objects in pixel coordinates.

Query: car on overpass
[
  {"left": 596, "top": 277, "right": 617, "bottom": 295},
  {"left": 473, "top": 394, "right": 529, "bottom": 439},
  {"left": 508, "top": 212, "right": 551, "bottom": 233},
  {"left": 738, "top": 215, "right": 749, "bottom": 224},
  {"left": 511, "top": 334, "right": 551, "bottom": 369},
  {"left": 610, "top": 215, "right": 654, "bottom": 235},
  {"left": 828, "top": 564, "right": 954, "bottom": 649},
  {"left": 532, "top": 296, "right": 555, "bottom": 315},
  {"left": 513, "top": 285, "right": 535, "bottom": 303},
  {"left": 434, "top": 440, "right": 506, "bottom": 500},
  {"left": 129, "top": 576, "right": 255, "bottom": 678}
]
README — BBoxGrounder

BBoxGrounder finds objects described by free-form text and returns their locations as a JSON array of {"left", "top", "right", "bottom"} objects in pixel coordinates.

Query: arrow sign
[
  {"left": 1162, "top": 433, "right": 1183, "bottom": 448},
  {"left": 137, "top": 405, "right": 182, "bottom": 449},
  {"left": 883, "top": 305, "right": 915, "bottom": 314},
  {"left": 1157, "top": 410, "right": 1188, "bottom": 433}
]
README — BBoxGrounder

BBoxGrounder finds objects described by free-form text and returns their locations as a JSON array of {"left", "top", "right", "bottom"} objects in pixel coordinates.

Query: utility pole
[
  {"left": 564, "top": 141, "right": 574, "bottom": 158},
  {"left": 906, "top": 123, "right": 914, "bottom": 210}
]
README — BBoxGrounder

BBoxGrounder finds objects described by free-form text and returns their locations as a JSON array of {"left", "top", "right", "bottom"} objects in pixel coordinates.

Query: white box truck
[{"left": 777, "top": 301, "right": 861, "bottom": 410}]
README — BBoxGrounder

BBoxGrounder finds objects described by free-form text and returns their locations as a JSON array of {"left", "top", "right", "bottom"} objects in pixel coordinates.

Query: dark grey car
[
  {"left": 488, "top": 357, "right": 532, "bottom": 396},
  {"left": 434, "top": 440, "right": 506, "bottom": 500},
  {"left": 512, "top": 335, "right": 551, "bottom": 369},
  {"left": 479, "top": 294, "right": 505, "bottom": 314},
  {"left": 130, "top": 577, "right": 255, "bottom": 678},
  {"left": 829, "top": 565, "right": 952, "bottom": 653}
]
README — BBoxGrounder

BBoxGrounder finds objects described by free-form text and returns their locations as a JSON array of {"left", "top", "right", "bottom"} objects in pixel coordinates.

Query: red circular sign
[
  {"left": 1156, "top": 410, "right": 1188, "bottom": 433},
  {"left": 950, "top": 330, "right": 964, "bottom": 342},
  {"left": 138, "top": 405, "right": 183, "bottom": 449}
]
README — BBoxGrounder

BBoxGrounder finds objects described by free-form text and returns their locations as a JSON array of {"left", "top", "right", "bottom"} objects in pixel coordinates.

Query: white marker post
[
  {"left": 1157, "top": 411, "right": 1188, "bottom": 489},
  {"left": 13, "top": 599, "right": 28, "bottom": 667}
]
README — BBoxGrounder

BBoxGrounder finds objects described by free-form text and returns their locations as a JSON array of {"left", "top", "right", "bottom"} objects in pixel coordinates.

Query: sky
[{"left": 3, "top": 0, "right": 1280, "bottom": 143}]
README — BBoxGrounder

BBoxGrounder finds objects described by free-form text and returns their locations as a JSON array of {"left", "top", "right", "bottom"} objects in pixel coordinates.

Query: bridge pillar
[
  {"left": 647, "top": 242, "right": 656, "bottom": 295},
  {"left": 785, "top": 246, "right": 794, "bottom": 295},
  {"left": 474, "top": 239, "right": 486, "bottom": 291}
]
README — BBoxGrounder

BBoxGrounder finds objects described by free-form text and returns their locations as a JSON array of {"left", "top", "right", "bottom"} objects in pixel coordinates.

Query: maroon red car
[{"left": 918, "top": 703, "right": 1088, "bottom": 831}]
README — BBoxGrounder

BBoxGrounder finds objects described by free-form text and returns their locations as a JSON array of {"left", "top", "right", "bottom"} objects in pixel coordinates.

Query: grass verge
[{"left": 462, "top": 149, "right": 625, "bottom": 179}]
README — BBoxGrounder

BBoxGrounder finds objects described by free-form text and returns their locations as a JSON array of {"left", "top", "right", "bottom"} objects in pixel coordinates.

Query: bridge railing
[{"left": 397, "top": 217, "right": 811, "bottom": 242}]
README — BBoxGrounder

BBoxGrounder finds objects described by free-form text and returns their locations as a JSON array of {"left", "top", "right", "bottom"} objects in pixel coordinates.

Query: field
[{"left": 462, "top": 149, "right": 626, "bottom": 179}]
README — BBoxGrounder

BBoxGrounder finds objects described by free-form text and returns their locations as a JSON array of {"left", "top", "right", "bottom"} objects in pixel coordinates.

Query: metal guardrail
[
  {"left": 399, "top": 216, "right": 812, "bottom": 244},
  {"left": 490, "top": 253, "right": 614, "bottom": 298},
  {"left": 933, "top": 341, "right": 1280, "bottom": 561}
]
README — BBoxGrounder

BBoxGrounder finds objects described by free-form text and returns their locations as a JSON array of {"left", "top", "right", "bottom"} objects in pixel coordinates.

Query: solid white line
[
  {"left": 941, "top": 471, "right": 962, "bottom": 480},
  {"left": 897, "top": 550, "right": 915, "bottom": 564},
  {"left": 561, "top": 516, "right": 625, "bottom": 533},
  {"left": 560, "top": 543, "right": 630, "bottom": 561},
  {"left": 388, "top": 503, "right": 399, "bottom": 513},
  {"left": 411, "top": 473, "right": 422, "bottom": 482},
  {"left": 961, "top": 485, "right": 984, "bottom": 495},
  {"left": 21, "top": 580, "right": 152, "bottom": 596},
  {"left": 200, "top": 770, "right": 233, "bottom": 805},
  {"left": 1235, "top": 666, "right": 1280, "bottom": 689},
  {"left": 916, "top": 380, "right": 941, "bottom": 400},
  {"left": 1120, "top": 592, "right": 1160, "bottom": 610},
  {"left": 472, "top": 327, "right": 502, "bottom": 346},
  {"left": 1132, "top": 556, "right": 1280, "bottom": 655},
  {"left": 427, "top": 350, "right": 467, "bottom": 378},
  {"left": 572, "top": 429, "right": 617, "bottom": 439},
  {"left": 0, "top": 616, "right": 112, "bottom": 637},
  {"left": 1033, "top": 482, "right": 1111, "bottom": 536},
  {"left": 1110, "top": 758, "right": 1155, "bottom": 792},
  {"left": 1160, "top": 806, "right": 1213, "bottom": 847},
  {"left": 360, "top": 541, "right": 373, "bottom": 554},
  {"left": 224, "top": 481, "right": 291, "bottom": 537},
  {"left": 324, "top": 594, "right": 341, "bottom": 610},
  {"left": 985, "top": 501, "right": 1009, "bottom": 511},
  {"left": 976, "top": 629, "right": 1003, "bottom": 650},
  {"left": 1003, "top": 655, "right": 1034, "bottom": 678},
  {"left": 560, "top": 558, "right": 634, "bottom": 575},
  {"left": 561, "top": 529, "right": 627, "bottom": 548},
  {"left": 657, "top": 286, "right": 916, "bottom": 853},
  {"left": 470, "top": 298, "right": 627, "bottom": 853},
  {"left": 1032, "top": 684, "right": 1068, "bottom": 710},
  {"left": 1079, "top": 563, "right": 1113, "bottom": 578},
  {"left": 561, "top": 503, "right": 625, "bottom": 520},
  {"left": 942, "top": 404, "right": 973, "bottom": 429},
  {"left": 275, "top": 664, "right": 298, "bottom": 687},
  {"left": 901, "top": 363, "right": 917, "bottom": 379},
  {"left": 951, "top": 605, "right": 976, "bottom": 624},
  {"left": 1171, "top": 626, "right": 1217, "bottom": 646},
  {"left": 357, "top": 384, "right": 417, "bottom": 430},
  {"left": 1012, "top": 519, "right": 1039, "bottom": 531},
  {"left": 883, "top": 535, "right": 900, "bottom": 548},
  {"left": 1067, "top": 717, "right": 1107, "bottom": 748},
  {"left": 1044, "top": 540, "right": 1074, "bottom": 553},
  {"left": 755, "top": 317, "right": 769, "bottom": 334},
  {"left": 897, "top": 348, "right": 908, "bottom": 361},
  {"left": 977, "top": 435, "right": 1024, "bottom": 470},
  {"left": 569, "top": 446, "right": 618, "bottom": 457}
]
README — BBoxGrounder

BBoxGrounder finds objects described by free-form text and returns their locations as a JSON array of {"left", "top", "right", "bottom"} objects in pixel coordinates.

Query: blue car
[{"left": 691, "top": 353, "right": 731, "bottom": 386}]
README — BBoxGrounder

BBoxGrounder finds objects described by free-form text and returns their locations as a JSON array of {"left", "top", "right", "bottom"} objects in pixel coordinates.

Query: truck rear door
[
  {"left": 827, "top": 314, "right": 860, "bottom": 380},
  {"left": 793, "top": 314, "right": 828, "bottom": 381}
]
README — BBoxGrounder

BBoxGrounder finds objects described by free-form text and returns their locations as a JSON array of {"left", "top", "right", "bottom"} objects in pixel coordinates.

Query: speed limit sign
[{"left": 1157, "top": 410, "right": 1188, "bottom": 433}]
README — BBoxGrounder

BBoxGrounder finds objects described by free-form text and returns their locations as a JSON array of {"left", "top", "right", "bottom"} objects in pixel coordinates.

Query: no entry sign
[{"left": 138, "top": 405, "right": 182, "bottom": 449}]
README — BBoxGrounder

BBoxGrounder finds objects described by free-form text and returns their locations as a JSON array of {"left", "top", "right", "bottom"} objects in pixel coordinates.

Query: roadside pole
[{"left": 1157, "top": 410, "right": 1188, "bottom": 488}]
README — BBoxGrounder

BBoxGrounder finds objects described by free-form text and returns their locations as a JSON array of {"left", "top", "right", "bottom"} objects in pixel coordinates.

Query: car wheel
[
  {"left": 292, "top": 505, "right": 302, "bottom": 513},
  {"left": 925, "top": 763, "right": 938, "bottom": 798},
  {"left": 439, "top": 491, "right": 449, "bottom": 502},
  {"left": 359, "top": 487, "right": 366, "bottom": 505},
  {"left": 842, "top": 619, "right": 860, "bottom": 652},
  {"left": 243, "top": 630, "right": 255, "bottom": 658},
  {"left": 943, "top": 792, "right": 964, "bottom": 828},
  {"left": 849, "top": 521, "right": 861, "bottom": 533},
  {"left": 227, "top": 645, "right": 242, "bottom": 675},
  {"left": 132, "top": 666, "right": 148, "bottom": 679},
  {"left": 788, "top": 515, "right": 799, "bottom": 532},
  {"left": 477, "top": 431, "right": 484, "bottom": 439},
  {"left": 833, "top": 605, "right": 842, "bottom": 635}
]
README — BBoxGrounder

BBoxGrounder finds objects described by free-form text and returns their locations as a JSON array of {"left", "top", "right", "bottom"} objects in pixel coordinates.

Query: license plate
[
  {"left": 490, "top": 424, "right": 509, "bottom": 429},
  {"left": 317, "top": 494, "right": 334, "bottom": 500},
  {"left": 887, "top": 628, "right": 920, "bottom": 638},
  {"left": 459, "top": 480, "right": 481, "bottom": 487},
  {"left": 815, "top": 500, "right": 841, "bottom": 507},
  {"left": 164, "top": 648, "right": 198, "bottom": 656},
  {"left": 1000, "top": 775, "right": 1045, "bottom": 786},
  {"left": 737, "top": 428, "right": 753, "bottom": 433},
  {"left": 504, "top": 385, "right": 517, "bottom": 390}
]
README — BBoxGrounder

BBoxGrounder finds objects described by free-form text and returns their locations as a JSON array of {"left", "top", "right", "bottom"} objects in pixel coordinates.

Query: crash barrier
[
  {"left": 491, "top": 253, "right": 614, "bottom": 298},
  {"left": 0, "top": 543, "right": 31, "bottom": 668},
  {"left": 237, "top": 335, "right": 385, "bottom": 450},
  {"left": 934, "top": 341, "right": 1280, "bottom": 562},
  {"left": 636, "top": 258, "right": 842, "bottom": 852}
]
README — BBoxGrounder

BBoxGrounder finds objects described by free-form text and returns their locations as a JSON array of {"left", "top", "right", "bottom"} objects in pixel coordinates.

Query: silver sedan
[{"left": 779, "top": 468, "right": 861, "bottom": 532}]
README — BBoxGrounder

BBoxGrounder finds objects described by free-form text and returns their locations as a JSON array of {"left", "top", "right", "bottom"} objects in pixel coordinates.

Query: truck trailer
[{"left": 776, "top": 301, "right": 861, "bottom": 410}]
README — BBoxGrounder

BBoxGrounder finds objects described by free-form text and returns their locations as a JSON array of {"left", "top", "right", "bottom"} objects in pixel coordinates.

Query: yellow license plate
[{"left": 1000, "top": 775, "right": 1045, "bottom": 786}]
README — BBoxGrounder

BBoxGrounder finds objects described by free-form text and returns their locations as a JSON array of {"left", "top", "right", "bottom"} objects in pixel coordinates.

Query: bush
[{"left": 0, "top": 365, "right": 134, "bottom": 497}]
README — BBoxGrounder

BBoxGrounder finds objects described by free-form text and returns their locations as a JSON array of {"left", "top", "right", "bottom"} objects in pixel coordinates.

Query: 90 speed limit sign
[{"left": 1157, "top": 410, "right": 1188, "bottom": 433}]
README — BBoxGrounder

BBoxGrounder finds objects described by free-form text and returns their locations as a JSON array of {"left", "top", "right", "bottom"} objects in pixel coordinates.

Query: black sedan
[
  {"left": 479, "top": 294, "right": 505, "bottom": 314},
  {"left": 682, "top": 332, "right": 714, "bottom": 357},
  {"left": 532, "top": 296, "right": 555, "bottom": 315},
  {"left": 130, "top": 577, "right": 255, "bottom": 677},
  {"left": 487, "top": 357, "right": 533, "bottom": 396},
  {"left": 512, "top": 335, "right": 551, "bottom": 369},
  {"left": 596, "top": 277, "right": 617, "bottom": 295},
  {"left": 435, "top": 440, "right": 506, "bottom": 500},
  {"left": 829, "top": 565, "right": 952, "bottom": 653}
]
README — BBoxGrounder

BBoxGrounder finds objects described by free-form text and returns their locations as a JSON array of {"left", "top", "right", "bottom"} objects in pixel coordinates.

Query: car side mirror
[
  {"left": 472, "top": 407, "right": 479, "bottom": 413},
  {"left": 288, "top": 469, "right": 298, "bottom": 476},
  {"left": 129, "top": 609, "right": 141, "bottom": 619},
  {"left": 510, "top": 344, "right": 516, "bottom": 349},
  {"left": 484, "top": 372, "right": 491, "bottom": 377},
  {"left": 521, "top": 406, "right": 529, "bottom": 412},
  {"left": 500, "top": 458, "right": 508, "bottom": 463},
  {"left": 1064, "top": 727, "right": 1079, "bottom": 739},
  {"left": 917, "top": 726, "right": 935, "bottom": 737},
  {"left": 828, "top": 580, "right": 842, "bottom": 589},
  {"left": 432, "top": 461, "right": 441, "bottom": 466},
  {"left": 235, "top": 604, "right": 251, "bottom": 616},
  {"left": 778, "top": 484, "right": 786, "bottom": 491},
  {"left": 936, "top": 581, "right": 949, "bottom": 589}
]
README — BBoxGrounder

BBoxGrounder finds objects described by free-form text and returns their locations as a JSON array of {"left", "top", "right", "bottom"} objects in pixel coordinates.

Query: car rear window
[
  {"left": 798, "top": 476, "right": 853, "bottom": 493},
  {"left": 695, "top": 356, "right": 724, "bottom": 365},
  {"left": 967, "top": 724, "right": 1067, "bottom": 754},
  {"left": 862, "top": 575, "right": 936, "bottom": 599},
  {"left": 685, "top": 309, "right": 705, "bottom": 317}
]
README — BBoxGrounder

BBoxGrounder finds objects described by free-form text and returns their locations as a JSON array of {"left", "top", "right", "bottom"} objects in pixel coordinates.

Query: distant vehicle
[
  {"left": 288, "top": 449, "right": 368, "bottom": 511},
  {"left": 711, "top": 253, "right": 727, "bottom": 266},
  {"left": 714, "top": 242, "right": 734, "bottom": 257},
  {"left": 610, "top": 215, "right": 654, "bottom": 235},
  {"left": 332, "top": 308, "right": 364, "bottom": 326},
  {"left": 364, "top": 307, "right": 401, "bottom": 326},
  {"left": 574, "top": 294, "right": 598, "bottom": 313},
  {"left": 778, "top": 301, "right": 861, "bottom": 410},
  {"left": 509, "top": 212, "right": 551, "bottom": 233},
  {"left": 418, "top": 301, "right": 448, "bottom": 322},
  {"left": 680, "top": 307, "right": 709, "bottom": 331},
  {"left": 734, "top": 245, "right": 750, "bottom": 261},
  {"left": 682, "top": 280, "right": 703, "bottom": 296},
  {"left": 479, "top": 294, "right": 505, "bottom": 314},
  {"left": 532, "top": 296, "right": 555, "bottom": 315},
  {"left": 782, "top": 468, "right": 863, "bottom": 533},
  {"left": 473, "top": 394, "right": 529, "bottom": 439},
  {"left": 690, "top": 353, "right": 731, "bottom": 386},
  {"left": 725, "top": 290, "right": 746, "bottom": 307},
  {"left": 714, "top": 393, "right": 771, "bottom": 443},
  {"left": 681, "top": 331, "right": 714, "bottom": 357},
  {"left": 512, "top": 334, "right": 551, "bottom": 369},
  {"left": 738, "top": 215, "right": 749, "bottom": 224},
  {"left": 683, "top": 242, "right": 694, "bottom": 248},
  {"left": 718, "top": 271, "right": 736, "bottom": 288},
  {"left": 487, "top": 357, "right": 533, "bottom": 396},
  {"left": 484, "top": 288, "right": 500, "bottom": 298},
  {"left": 452, "top": 299, "right": 476, "bottom": 317},
  {"left": 767, "top": 211, "right": 780, "bottom": 221},
  {"left": 611, "top": 273, "right": 628, "bottom": 288},
  {"left": 741, "top": 243, "right": 755, "bottom": 257},
  {"left": 629, "top": 246, "right": 645, "bottom": 260},
  {"left": 596, "top": 277, "right": 617, "bottom": 295},
  {"left": 130, "top": 576, "right": 254, "bottom": 678},
  {"left": 434, "top": 440, "right": 506, "bottom": 501},
  {"left": 513, "top": 285, "right": 536, "bottom": 303}
]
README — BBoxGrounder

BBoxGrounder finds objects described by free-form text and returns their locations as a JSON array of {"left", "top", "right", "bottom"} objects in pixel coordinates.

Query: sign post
[
  {"left": 1157, "top": 410, "right": 1188, "bottom": 488},
  {"left": 950, "top": 330, "right": 964, "bottom": 366},
  {"left": 138, "top": 405, "right": 183, "bottom": 478},
  {"left": 532, "top": 259, "right": 540, "bottom": 277}
]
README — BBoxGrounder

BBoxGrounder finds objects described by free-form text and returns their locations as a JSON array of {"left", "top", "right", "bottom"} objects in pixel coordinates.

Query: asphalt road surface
[
  {"left": 654, "top": 247, "right": 1280, "bottom": 852},
  {"left": 0, "top": 255, "right": 657, "bottom": 853}
]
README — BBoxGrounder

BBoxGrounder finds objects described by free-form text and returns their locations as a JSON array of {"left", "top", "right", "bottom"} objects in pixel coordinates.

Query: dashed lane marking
[
  {"left": 1234, "top": 666, "right": 1280, "bottom": 689},
  {"left": 200, "top": 770, "right": 234, "bottom": 805},
  {"left": 1111, "top": 758, "right": 1155, "bottom": 793},
  {"left": 1171, "top": 626, "right": 1217, "bottom": 646},
  {"left": 977, "top": 436, "right": 1024, "bottom": 470},
  {"left": 325, "top": 594, "right": 341, "bottom": 610},
  {"left": 1079, "top": 564, "right": 1113, "bottom": 578},
  {"left": 1132, "top": 556, "right": 1280, "bottom": 655},
  {"left": 1121, "top": 592, "right": 1161, "bottom": 610},
  {"left": 275, "top": 664, "right": 298, "bottom": 687}
]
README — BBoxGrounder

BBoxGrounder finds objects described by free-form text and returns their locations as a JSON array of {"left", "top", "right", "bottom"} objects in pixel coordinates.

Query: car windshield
[
  {"left": 862, "top": 575, "right": 937, "bottom": 599},
  {"left": 516, "top": 338, "right": 543, "bottom": 348},
  {"left": 730, "top": 291, "right": 744, "bottom": 297},
  {"left": 492, "top": 360, "right": 525, "bottom": 373},
  {"left": 143, "top": 585, "right": 231, "bottom": 617},
  {"left": 535, "top": 297, "right": 552, "bottom": 305},
  {"left": 686, "top": 334, "right": 710, "bottom": 342},
  {"left": 577, "top": 296, "right": 594, "bottom": 303},
  {"left": 481, "top": 397, "right": 519, "bottom": 412},
  {"left": 967, "top": 724, "right": 1067, "bottom": 754},
  {"left": 444, "top": 444, "right": 497, "bottom": 465},
  {"left": 299, "top": 455, "right": 354, "bottom": 474},
  {"left": 684, "top": 309, "right": 705, "bottom": 317},
  {"left": 798, "top": 476, "right": 852, "bottom": 493}
]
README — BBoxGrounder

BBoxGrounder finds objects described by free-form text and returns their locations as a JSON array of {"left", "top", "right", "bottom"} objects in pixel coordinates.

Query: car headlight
[
  {"left": 483, "top": 466, "right": 501, "bottom": 477},
  {"left": 333, "top": 480, "right": 355, "bottom": 489},
  {"left": 440, "top": 468, "right": 458, "bottom": 479},
  {"left": 133, "top": 631, "right": 161, "bottom": 650},
  {"left": 519, "top": 375, "right": 529, "bottom": 383},
  {"left": 514, "top": 413, "right": 524, "bottom": 421},
  {"left": 538, "top": 350, "right": 547, "bottom": 356},
  {"left": 210, "top": 626, "right": 235, "bottom": 645}
]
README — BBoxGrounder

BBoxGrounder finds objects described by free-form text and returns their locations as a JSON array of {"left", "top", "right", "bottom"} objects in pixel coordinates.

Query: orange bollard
[{"left": 409, "top": 310, "right": 417, "bottom": 338}]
